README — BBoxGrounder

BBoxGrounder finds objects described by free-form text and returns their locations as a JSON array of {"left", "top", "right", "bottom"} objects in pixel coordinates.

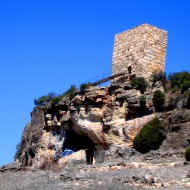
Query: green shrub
[
  {"left": 63, "top": 85, "right": 77, "bottom": 100},
  {"left": 80, "top": 83, "right": 93, "bottom": 93},
  {"left": 185, "top": 145, "right": 190, "bottom": 161},
  {"left": 153, "top": 90, "right": 165, "bottom": 112},
  {"left": 181, "top": 81, "right": 190, "bottom": 94},
  {"left": 133, "top": 118, "right": 165, "bottom": 153},
  {"left": 168, "top": 71, "right": 190, "bottom": 92},
  {"left": 139, "top": 96, "right": 146, "bottom": 107},
  {"left": 131, "top": 77, "right": 147, "bottom": 93},
  {"left": 34, "top": 92, "right": 56, "bottom": 105},
  {"left": 51, "top": 96, "right": 63, "bottom": 106},
  {"left": 34, "top": 86, "right": 77, "bottom": 106},
  {"left": 151, "top": 71, "right": 167, "bottom": 87}
]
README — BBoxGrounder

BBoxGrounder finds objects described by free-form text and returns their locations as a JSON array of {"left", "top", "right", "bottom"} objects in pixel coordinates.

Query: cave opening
[{"left": 62, "top": 131, "right": 95, "bottom": 165}]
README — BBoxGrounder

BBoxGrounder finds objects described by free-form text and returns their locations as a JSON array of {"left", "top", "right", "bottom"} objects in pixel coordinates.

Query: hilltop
[{"left": 1, "top": 71, "right": 190, "bottom": 189}]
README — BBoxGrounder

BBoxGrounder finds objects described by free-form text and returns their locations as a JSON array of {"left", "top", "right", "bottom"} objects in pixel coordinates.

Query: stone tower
[{"left": 112, "top": 24, "right": 168, "bottom": 80}]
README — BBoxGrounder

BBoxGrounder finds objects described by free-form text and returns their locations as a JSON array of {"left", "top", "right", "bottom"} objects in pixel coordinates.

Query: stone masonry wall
[{"left": 112, "top": 24, "right": 168, "bottom": 80}]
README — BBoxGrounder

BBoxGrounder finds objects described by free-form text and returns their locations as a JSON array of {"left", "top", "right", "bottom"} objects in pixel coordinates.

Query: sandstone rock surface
[{"left": 15, "top": 80, "right": 190, "bottom": 169}]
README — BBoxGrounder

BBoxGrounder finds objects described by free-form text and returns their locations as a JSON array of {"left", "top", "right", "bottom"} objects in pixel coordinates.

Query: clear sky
[{"left": 0, "top": 0, "right": 190, "bottom": 166}]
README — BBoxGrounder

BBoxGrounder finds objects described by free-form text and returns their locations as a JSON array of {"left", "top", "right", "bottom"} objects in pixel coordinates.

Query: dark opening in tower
[{"left": 128, "top": 66, "right": 132, "bottom": 74}]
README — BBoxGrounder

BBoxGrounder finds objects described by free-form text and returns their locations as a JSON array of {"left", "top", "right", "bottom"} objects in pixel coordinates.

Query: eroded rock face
[
  {"left": 160, "top": 109, "right": 190, "bottom": 150},
  {"left": 16, "top": 83, "right": 190, "bottom": 169},
  {"left": 17, "top": 84, "right": 153, "bottom": 168}
]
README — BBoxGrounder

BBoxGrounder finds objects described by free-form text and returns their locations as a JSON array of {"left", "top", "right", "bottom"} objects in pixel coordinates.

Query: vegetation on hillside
[
  {"left": 51, "top": 96, "right": 63, "bottom": 106},
  {"left": 151, "top": 71, "right": 167, "bottom": 87},
  {"left": 33, "top": 82, "right": 96, "bottom": 106},
  {"left": 181, "top": 81, "right": 190, "bottom": 94},
  {"left": 139, "top": 95, "right": 146, "bottom": 108},
  {"left": 62, "top": 85, "right": 77, "bottom": 100},
  {"left": 168, "top": 71, "right": 190, "bottom": 93},
  {"left": 34, "top": 92, "right": 57, "bottom": 106},
  {"left": 33, "top": 71, "right": 190, "bottom": 108},
  {"left": 153, "top": 90, "right": 165, "bottom": 112},
  {"left": 51, "top": 85, "right": 78, "bottom": 106},
  {"left": 131, "top": 77, "right": 147, "bottom": 93},
  {"left": 80, "top": 83, "right": 93, "bottom": 94},
  {"left": 133, "top": 117, "right": 165, "bottom": 153},
  {"left": 34, "top": 85, "right": 77, "bottom": 106}
]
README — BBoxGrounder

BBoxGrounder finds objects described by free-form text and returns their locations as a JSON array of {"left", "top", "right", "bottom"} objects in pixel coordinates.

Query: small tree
[
  {"left": 131, "top": 77, "right": 147, "bottom": 93},
  {"left": 137, "top": 96, "right": 147, "bottom": 117},
  {"left": 34, "top": 92, "right": 57, "bottom": 106},
  {"left": 168, "top": 71, "right": 190, "bottom": 92},
  {"left": 80, "top": 83, "right": 93, "bottom": 94},
  {"left": 63, "top": 85, "right": 77, "bottom": 100},
  {"left": 133, "top": 118, "right": 165, "bottom": 153},
  {"left": 139, "top": 96, "right": 146, "bottom": 107},
  {"left": 153, "top": 90, "right": 165, "bottom": 112}
]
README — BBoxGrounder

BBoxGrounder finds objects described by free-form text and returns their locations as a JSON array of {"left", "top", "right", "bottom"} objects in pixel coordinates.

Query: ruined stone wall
[{"left": 112, "top": 24, "right": 168, "bottom": 80}]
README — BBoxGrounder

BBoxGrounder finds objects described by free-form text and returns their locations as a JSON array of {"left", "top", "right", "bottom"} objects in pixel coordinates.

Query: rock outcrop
[{"left": 16, "top": 82, "right": 190, "bottom": 169}]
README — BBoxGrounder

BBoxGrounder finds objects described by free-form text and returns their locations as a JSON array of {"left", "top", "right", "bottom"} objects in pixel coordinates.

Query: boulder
[{"left": 170, "top": 110, "right": 190, "bottom": 124}]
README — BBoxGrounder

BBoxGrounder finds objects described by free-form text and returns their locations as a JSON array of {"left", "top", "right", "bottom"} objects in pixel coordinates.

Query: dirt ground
[{"left": 1, "top": 153, "right": 190, "bottom": 190}]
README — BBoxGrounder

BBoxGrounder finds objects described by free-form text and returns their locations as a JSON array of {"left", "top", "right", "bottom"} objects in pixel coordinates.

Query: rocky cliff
[{"left": 16, "top": 80, "right": 190, "bottom": 169}]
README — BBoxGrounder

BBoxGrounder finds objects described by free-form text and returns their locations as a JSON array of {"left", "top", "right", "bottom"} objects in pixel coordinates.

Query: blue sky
[{"left": 0, "top": 0, "right": 190, "bottom": 166}]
